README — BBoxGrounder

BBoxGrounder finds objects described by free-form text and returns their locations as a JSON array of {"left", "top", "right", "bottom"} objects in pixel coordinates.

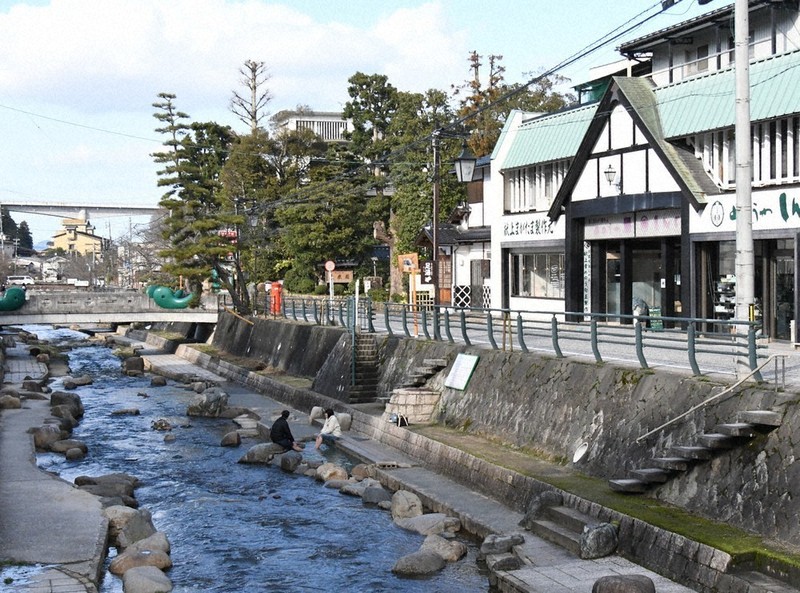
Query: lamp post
[{"left": 431, "top": 129, "right": 476, "bottom": 306}]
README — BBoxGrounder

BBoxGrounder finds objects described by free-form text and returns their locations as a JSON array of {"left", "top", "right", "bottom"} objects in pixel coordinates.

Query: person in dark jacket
[{"left": 270, "top": 410, "right": 303, "bottom": 452}]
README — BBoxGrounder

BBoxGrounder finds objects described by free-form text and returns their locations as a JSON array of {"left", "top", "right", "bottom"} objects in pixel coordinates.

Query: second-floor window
[
  {"left": 504, "top": 159, "right": 570, "bottom": 213},
  {"left": 688, "top": 115, "right": 800, "bottom": 189}
]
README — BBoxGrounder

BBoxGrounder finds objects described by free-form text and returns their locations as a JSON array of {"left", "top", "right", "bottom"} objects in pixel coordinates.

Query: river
[{"left": 29, "top": 326, "right": 488, "bottom": 593}]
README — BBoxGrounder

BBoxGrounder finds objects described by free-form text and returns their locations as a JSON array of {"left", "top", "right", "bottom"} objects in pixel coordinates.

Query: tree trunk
[{"left": 373, "top": 220, "right": 403, "bottom": 298}]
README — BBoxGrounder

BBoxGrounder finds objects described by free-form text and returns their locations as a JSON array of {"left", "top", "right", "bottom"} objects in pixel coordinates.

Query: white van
[{"left": 7, "top": 275, "right": 35, "bottom": 286}]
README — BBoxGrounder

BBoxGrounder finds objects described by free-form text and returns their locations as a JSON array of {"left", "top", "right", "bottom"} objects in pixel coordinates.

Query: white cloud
[{"left": 0, "top": 0, "right": 467, "bottom": 117}]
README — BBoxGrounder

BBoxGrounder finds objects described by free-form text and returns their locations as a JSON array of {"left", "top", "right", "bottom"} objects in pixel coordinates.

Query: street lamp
[{"left": 432, "top": 130, "right": 476, "bottom": 306}]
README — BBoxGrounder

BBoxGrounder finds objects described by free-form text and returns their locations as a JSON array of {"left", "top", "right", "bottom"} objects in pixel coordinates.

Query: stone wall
[
  {"left": 209, "top": 315, "right": 800, "bottom": 548},
  {"left": 212, "top": 312, "right": 351, "bottom": 401}
]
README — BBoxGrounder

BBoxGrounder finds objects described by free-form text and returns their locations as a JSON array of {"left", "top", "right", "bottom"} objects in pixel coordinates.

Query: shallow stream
[{"left": 28, "top": 326, "right": 488, "bottom": 592}]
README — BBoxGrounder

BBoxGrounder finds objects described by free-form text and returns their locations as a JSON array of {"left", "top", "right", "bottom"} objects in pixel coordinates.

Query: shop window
[{"left": 511, "top": 252, "right": 565, "bottom": 299}]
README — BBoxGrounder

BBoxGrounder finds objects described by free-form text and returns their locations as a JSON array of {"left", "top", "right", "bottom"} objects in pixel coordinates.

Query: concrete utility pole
[{"left": 734, "top": 0, "right": 755, "bottom": 324}]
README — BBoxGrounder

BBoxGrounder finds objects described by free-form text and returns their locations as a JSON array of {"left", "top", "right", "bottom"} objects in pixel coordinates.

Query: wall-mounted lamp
[{"left": 603, "top": 164, "right": 617, "bottom": 186}]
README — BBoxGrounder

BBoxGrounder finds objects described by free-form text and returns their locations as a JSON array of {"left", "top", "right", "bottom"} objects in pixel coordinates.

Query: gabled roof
[
  {"left": 500, "top": 104, "right": 598, "bottom": 170},
  {"left": 656, "top": 49, "right": 800, "bottom": 137},
  {"left": 548, "top": 76, "right": 721, "bottom": 219}
]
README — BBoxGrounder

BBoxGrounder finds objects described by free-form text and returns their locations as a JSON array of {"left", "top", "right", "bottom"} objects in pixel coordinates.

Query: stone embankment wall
[{"left": 207, "top": 315, "right": 800, "bottom": 549}]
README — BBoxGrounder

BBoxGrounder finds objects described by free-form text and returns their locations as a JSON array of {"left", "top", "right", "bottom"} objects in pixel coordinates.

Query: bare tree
[{"left": 230, "top": 60, "right": 272, "bottom": 134}]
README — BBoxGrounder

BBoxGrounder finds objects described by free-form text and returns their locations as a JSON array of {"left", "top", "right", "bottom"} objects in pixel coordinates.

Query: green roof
[
  {"left": 501, "top": 103, "right": 597, "bottom": 170},
  {"left": 656, "top": 49, "right": 800, "bottom": 138}
]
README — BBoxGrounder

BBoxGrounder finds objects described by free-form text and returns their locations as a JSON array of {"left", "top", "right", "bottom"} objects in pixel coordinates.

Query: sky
[{"left": 0, "top": 0, "right": 719, "bottom": 247}]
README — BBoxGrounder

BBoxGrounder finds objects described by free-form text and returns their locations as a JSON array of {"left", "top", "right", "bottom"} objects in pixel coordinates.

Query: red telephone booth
[{"left": 270, "top": 281, "right": 283, "bottom": 316}]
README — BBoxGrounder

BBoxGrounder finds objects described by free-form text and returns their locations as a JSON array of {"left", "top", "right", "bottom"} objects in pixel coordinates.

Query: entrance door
[{"left": 775, "top": 254, "right": 794, "bottom": 340}]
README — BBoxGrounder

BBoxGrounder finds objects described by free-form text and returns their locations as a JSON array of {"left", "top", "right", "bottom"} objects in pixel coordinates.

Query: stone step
[
  {"left": 649, "top": 457, "right": 691, "bottom": 471},
  {"left": 608, "top": 478, "right": 649, "bottom": 493},
  {"left": 738, "top": 410, "right": 782, "bottom": 428},
  {"left": 733, "top": 570, "right": 800, "bottom": 593},
  {"left": 528, "top": 519, "right": 581, "bottom": 556},
  {"left": 631, "top": 468, "right": 671, "bottom": 483},
  {"left": 697, "top": 433, "right": 739, "bottom": 449},
  {"left": 669, "top": 445, "right": 713, "bottom": 460},
  {"left": 715, "top": 422, "right": 759, "bottom": 438},
  {"left": 542, "top": 505, "right": 595, "bottom": 534}
]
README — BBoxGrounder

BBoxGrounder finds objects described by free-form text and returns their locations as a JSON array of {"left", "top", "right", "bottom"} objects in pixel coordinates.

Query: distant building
[
  {"left": 49, "top": 217, "right": 108, "bottom": 256},
  {"left": 272, "top": 110, "right": 352, "bottom": 143}
]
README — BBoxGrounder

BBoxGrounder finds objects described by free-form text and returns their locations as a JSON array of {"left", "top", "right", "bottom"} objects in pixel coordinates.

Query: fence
[{"left": 264, "top": 295, "right": 770, "bottom": 382}]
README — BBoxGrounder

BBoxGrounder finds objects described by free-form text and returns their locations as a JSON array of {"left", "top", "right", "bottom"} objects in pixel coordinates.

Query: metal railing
[{"left": 263, "top": 296, "right": 771, "bottom": 382}]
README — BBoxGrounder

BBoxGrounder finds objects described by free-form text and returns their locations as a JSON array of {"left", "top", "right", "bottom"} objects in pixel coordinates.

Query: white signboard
[
  {"left": 501, "top": 212, "right": 565, "bottom": 243},
  {"left": 692, "top": 189, "right": 800, "bottom": 234},
  {"left": 444, "top": 354, "right": 479, "bottom": 390}
]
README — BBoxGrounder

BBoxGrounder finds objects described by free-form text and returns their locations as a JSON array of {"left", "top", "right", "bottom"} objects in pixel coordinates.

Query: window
[
  {"left": 503, "top": 159, "right": 570, "bottom": 213},
  {"left": 511, "top": 252, "right": 565, "bottom": 299}
]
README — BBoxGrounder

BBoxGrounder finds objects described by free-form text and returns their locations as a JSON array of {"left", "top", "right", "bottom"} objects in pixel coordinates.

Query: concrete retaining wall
[{"left": 209, "top": 316, "right": 800, "bottom": 550}]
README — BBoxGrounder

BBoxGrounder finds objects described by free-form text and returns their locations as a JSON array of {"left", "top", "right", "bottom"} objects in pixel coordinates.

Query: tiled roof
[
  {"left": 656, "top": 50, "right": 800, "bottom": 138},
  {"left": 500, "top": 104, "right": 598, "bottom": 170}
]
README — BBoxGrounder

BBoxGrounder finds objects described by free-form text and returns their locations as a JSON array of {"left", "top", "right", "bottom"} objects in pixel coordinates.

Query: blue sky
[{"left": 0, "top": 0, "right": 718, "bottom": 245}]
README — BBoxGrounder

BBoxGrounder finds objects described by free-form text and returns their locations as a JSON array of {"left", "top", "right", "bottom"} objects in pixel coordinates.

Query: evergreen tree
[{"left": 17, "top": 221, "right": 33, "bottom": 251}]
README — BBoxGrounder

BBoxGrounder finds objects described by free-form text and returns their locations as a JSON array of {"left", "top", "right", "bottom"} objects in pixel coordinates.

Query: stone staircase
[
  {"left": 349, "top": 333, "right": 380, "bottom": 404},
  {"left": 382, "top": 358, "right": 448, "bottom": 425},
  {"left": 609, "top": 410, "right": 783, "bottom": 494},
  {"left": 527, "top": 504, "right": 599, "bottom": 557}
]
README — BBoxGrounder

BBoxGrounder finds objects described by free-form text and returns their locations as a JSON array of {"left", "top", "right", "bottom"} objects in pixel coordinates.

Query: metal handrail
[{"left": 635, "top": 354, "right": 788, "bottom": 443}]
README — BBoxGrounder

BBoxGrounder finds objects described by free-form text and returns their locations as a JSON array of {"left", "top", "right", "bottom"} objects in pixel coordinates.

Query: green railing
[{"left": 267, "top": 296, "right": 766, "bottom": 381}]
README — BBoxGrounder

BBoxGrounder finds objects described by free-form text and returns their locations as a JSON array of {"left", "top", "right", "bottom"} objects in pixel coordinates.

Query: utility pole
[{"left": 734, "top": 0, "right": 754, "bottom": 325}]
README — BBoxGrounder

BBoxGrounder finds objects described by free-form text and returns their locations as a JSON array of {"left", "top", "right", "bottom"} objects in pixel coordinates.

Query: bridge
[
  {"left": 0, "top": 291, "right": 220, "bottom": 326},
  {"left": 0, "top": 202, "right": 162, "bottom": 220}
]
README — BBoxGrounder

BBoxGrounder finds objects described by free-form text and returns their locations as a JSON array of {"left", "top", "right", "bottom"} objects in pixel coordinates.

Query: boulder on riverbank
[
  {"left": 50, "top": 391, "right": 85, "bottom": 418},
  {"left": 391, "top": 550, "right": 446, "bottom": 576},
  {"left": 186, "top": 386, "right": 229, "bottom": 417},
  {"left": 122, "top": 565, "right": 173, "bottom": 593},
  {"left": 238, "top": 442, "right": 286, "bottom": 464}
]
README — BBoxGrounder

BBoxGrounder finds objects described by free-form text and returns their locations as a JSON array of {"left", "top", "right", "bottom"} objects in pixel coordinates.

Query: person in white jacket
[{"left": 315, "top": 408, "right": 342, "bottom": 449}]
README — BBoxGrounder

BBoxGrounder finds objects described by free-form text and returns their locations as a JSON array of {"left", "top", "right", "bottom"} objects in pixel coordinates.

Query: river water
[{"left": 29, "top": 326, "right": 488, "bottom": 593}]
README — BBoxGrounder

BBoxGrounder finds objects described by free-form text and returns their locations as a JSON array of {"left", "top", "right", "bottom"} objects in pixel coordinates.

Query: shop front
[{"left": 690, "top": 190, "right": 800, "bottom": 341}]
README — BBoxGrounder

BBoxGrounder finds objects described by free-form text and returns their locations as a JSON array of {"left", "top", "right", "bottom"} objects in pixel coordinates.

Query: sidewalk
[{"left": 0, "top": 345, "right": 107, "bottom": 593}]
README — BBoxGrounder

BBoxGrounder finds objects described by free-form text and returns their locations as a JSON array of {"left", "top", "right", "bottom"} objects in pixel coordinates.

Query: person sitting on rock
[
  {"left": 315, "top": 408, "right": 342, "bottom": 450},
  {"left": 270, "top": 410, "right": 303, "bottom": 452}
]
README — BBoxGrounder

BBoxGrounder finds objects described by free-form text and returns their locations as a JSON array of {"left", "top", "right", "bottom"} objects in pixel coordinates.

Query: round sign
[{"left": 324, "top": 260, "right": 336, "bottom": 272}]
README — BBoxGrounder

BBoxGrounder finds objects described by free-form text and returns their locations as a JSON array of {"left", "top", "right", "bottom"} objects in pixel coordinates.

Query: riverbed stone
[
  {"left": 391, "top": 490, "right": 423, "bottom": 521},
  {"left": 30, "top": 424, "right": 63, "bottom": 450},
  {"left": 123, "top": 357, "right": 145, "bottom": 375},
  {"left": 0, "top": 394, "right": 21, "bottom": 409},
  {"left": 186, "top": 386, "right": 229, "bottom": 417},
  {"left": 580, "top": 523, "right": 618, "bottom": 559},
  {"left": 315, "top": 462, "right": 348, "bottom": 482},
  {"left": 50, "top": 439, "right": 88, "bottom": 454},
  {"left": 395, "top": 513, "right": 461, "bottom": 536},
  {"left": 22, "top": 379, "right": 44, "bottom": 392},
  {"left": 109, "top": 549, "right": 172, "bottom": 576},
  {"left": 340, "top": 477, "right": 382, "bottom": 497},
  {"left": 279, "top": 451, "right": 303, "bottom": 473},
  {"left": 127, "top": 531, "right": 171, "bottom": 555},
  {"left": 66, "top": 447, "right": 85, "bottom": 461},
  {"left": 350, "top": 463, "right": 374, "bottom": 480},
  {"left": 104, "top": 506, "right": 157, "bottom": 549},
  {"left": 480, "top": 533, "right": 525, "bottom": 556},
  {"left": 391, "top": 550, "right": 446, "bottom": 575},
  {"left": 50, "top": 391, "right": 84, "bottom": 418},
  {"left": 592, "top": 574, "right": 656, "bottom": 593},
  {"left": 485, "top": 553, "right": 523, "bottom": 571},
  {"left": 122, "top": 565, "right": 173, "bottom": 593},
  {"left": 323, "top": 479, "right": 352, "bottom": 490},
  {"left": 336, "top": 413, "right": 351, "bottom": 432},
  {"left": 150, "top": 375, "right": 167, "bottom": 387},
  {"left": 421, "top": 534, "right": 468, "bottom": 562},
  {"left": 220, "top": 431, "right": 241, "bottom": 447},
  {"left": 76, "top": 473, "right": 138, "bottom": 498},
  {"left": 362, "top": 484, "right": 393, "bottom": 506},
  {"left": 238, "top": 442, "right": 285, "bottom": 464}
]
